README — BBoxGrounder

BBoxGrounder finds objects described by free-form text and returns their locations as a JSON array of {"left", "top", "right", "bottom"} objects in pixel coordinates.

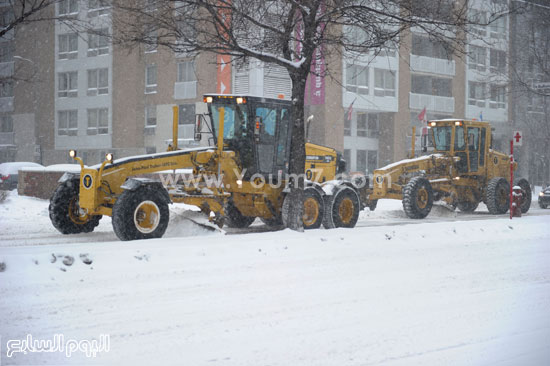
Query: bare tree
[
  {"left": 110, "top": 0, "right": 511, "bottom": 230},
  {"left": 0, "top": 0, "right": 62, "bottom": 38}
]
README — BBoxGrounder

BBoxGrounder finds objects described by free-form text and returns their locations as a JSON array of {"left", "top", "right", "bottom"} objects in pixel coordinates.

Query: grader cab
[
  {"left": 370, "top": 119, "right": 531, "bottom": 218},
  {"left": 49, "top": 94, "right": 363, "bottom": 241}
]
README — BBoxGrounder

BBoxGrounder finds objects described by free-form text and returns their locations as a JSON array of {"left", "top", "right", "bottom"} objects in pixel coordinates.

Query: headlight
[
  {"left": 69, "top": 149, "right": 77, "bottom": 158},
  {"left": 105, "top": 153, "right": 114, "bottom": 163},
  {"left": 540, "top": 192, "right": 545, "bottom": 197}
]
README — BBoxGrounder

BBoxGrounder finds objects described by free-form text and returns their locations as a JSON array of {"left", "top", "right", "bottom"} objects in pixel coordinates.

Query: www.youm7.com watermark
[
  {"left": 3, "top": 334, "right": 110, "bottom": 359},
  {"left": 157, "top": 168, "right": 371, "bottom": 190}
]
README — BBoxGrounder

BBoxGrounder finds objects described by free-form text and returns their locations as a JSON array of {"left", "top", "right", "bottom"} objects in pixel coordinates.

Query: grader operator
[{"left": 49, "top": 95, "right": 363, "bottom": 241}]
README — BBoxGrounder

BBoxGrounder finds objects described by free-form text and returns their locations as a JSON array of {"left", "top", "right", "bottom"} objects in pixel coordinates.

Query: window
[
  {"left": 58, "top": 33, "right": 78, "bottom": 60},
  {"left": 490, "top": 49, "right": 506, "bottom": 73},
  {"left": 0, "top": 81, "right": 13, "bottom": 97},
  {"left": 356, "top": 150, "right": 367, "bottom": 173},
  {"left": 0, "top": 41, "right": 14, "bottom": 62},
  {"left": 357, "top": 113, "right": 367, "bottom": 137},
  {"left": 468, "top": 82, "right": 486, "bottom": 107},
  {"left": 344, "top": 113, "right": 351, "bottom": 136},
  {"left": 374, "top": 69, "right": 396, "bottom": 97},
  {"left": 178, "top": 104, "right": 195, "bottom": 125},
  {"left": 411, "top": 75, "right": 452, "bottom": 97},
  {"left": 528, "top": 93, "right": 544, "bottom": 113},
  {"left": 145, "top": 0, "right": 158, "bottom": 12},
  {"left": 58, "top": 110, "right": 78, "bottom": 136},
  {"left": 412, "top": 34, "right": 452, "bottom": 60},
  {"left": 0, "top": 115, "right": 13, "bottom": 132},
  {"left": 343, "top": 149, "right": 351, "bottom": 172},
  {"left": 87, "top": 29, "right": 109, "bottom": 56},
  {"left": 87, "top": 68, "right": 108, "bottom": 96},
  {"left": 468, "top": 45, "right": 486, "bottom": 71},
  {"left": 346, "top": 26, "right": 368, "bottom": 45},
  {"left": 145, "top": 26, "right": 158, "bottom": 53},
  {"left": 177, "top": 60, "right": 196, "bottom": 82},
  {"left": 88, "top": 0, "right": 110, "bottom": 16},
  {"left": 0, "top": 8, "right": 14, "bottom": 28},
  {"left": 367, "top": 150, "right": 378, "bottom": 175},
  {"left": 58, "top": 71, "right": 78, "bottom": 97},
  {"left": 145, "top": 64, "right": 157, "bottom": 93},
  {"left": 367, "top": 114, "right": 379, "bottom": 138},
  {"left": 489, "top": 85, "right": 506, "bottom": 109},
  {"left": 145, "top": 105, "right": 157, "bottom": 127},
  {"left": 470, "top": 9, "right": 487, "bottom": 36},
  {"left": 145, "top": 146, "right": 157, "bottom": 154},
  {"left": 58, "top": 0, "right": 79, "bottom": 16},
  {"left": 87, "top": 108, "right": 109, "bottom": 135},
  {"left": 345, "top": 64, "right": 368, "bottom": 95},
  {"left": 489, "top": 16, "right": 507, "bottom": 38}
]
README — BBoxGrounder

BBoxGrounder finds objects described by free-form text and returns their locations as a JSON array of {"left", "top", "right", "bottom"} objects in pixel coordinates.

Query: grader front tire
[
  {"left": 402, "top": 177, "right": 433, "bottom": 219},
  {"left": 49, "top": 180, "right": 101, "bottom": 234},
  {"left": 112, "top": 187, "right": 169, "bottom": 241},
  {"left": 225, "top": 202, "right": 255, "bottom": 228},
  {"left": 456, "top": 201, "right": 479, "bottom": 213}
]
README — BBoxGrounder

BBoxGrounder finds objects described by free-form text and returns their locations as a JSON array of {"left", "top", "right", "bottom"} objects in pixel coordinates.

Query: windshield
[
  {"left": 432, "top": 126, "right": 452, "bottom": 151},
  {"left": 432, "top": 125, "right": 465, "bottom": 151},
  {"left": 211, "top": 104, "right": 248, "bottom": 140}
]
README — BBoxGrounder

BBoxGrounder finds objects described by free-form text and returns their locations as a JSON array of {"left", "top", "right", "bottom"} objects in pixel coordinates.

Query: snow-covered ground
[{"left": 0, "top": 191, "right": 549, "bottom": 365}]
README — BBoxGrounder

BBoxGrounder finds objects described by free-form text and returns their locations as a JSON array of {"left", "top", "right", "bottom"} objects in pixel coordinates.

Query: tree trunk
[{"left": 285, "top": 72, "right": 308, "bottom": 231}]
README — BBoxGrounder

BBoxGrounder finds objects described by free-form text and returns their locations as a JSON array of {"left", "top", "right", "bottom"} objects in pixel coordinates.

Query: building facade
[{"left": 2, "top": 0, "right": 548, "bottom": 185}]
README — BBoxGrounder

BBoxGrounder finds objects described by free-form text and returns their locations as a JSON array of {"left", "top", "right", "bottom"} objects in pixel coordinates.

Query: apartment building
[{"left": 5, "top": 0, "right": 546, "bottom": 185}]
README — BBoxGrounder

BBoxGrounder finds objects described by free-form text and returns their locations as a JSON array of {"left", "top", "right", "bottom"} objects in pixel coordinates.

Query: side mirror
[
  {"left": 421, "top": 135, "right": 428, "bottom": 152},
  {"left": 194, "top": 115, "right": 202, "bottom": 142}
]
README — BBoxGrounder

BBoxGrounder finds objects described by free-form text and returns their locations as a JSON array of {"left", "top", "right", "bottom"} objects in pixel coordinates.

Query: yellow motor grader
[
  {"left": 49, "top": 94, "right": 364, "bottom": 241},
  {"left": 368, "top": 119, "right": 531, "bottom": 218}
]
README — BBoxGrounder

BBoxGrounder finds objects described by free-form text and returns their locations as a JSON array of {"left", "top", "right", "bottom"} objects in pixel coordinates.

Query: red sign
[{"left": 513, "top": 131, "right": 523, "bottom": 146}]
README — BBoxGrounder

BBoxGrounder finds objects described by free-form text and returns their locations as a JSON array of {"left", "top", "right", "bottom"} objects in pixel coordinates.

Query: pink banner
[{"left": 295, "top": 3, "right": 325, "bottom": 106}]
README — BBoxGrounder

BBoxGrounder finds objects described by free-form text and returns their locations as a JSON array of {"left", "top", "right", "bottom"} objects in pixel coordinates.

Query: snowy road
[{"left": 1, "top": 192, "right": 549, "bottom": 365}]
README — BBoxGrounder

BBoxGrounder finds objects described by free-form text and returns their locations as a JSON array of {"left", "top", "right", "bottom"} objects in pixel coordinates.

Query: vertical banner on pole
[
  {"left": 510, "top": 140, "right": 514, "bottom": 219},
  {"left": 216, "top": 1, "right": 231, "bottom": 94}
]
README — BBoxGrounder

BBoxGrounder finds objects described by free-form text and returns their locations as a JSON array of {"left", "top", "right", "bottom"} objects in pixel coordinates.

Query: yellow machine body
[{"left": 370, "top": 119, "right": 517, "bottom": 208}]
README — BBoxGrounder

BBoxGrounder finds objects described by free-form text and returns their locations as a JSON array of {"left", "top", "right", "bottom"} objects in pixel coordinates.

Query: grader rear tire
[
  {"left": 112, "top": 186, "right": 169, "bottom": 241},
  {"left": 402, "top": 177, "right": 433, "bottom": 219},
  {"left": 514, "top": 178, "right": 531, "bottom": 213},
  {"left": 322, "top": 186, "right": 360, "bottom": 229},
  {"left": 49, "top": 179, "right": 101, "bottom": 234},
  {"left": 486, "top": 177, "right": 510, "bottom": 215}
]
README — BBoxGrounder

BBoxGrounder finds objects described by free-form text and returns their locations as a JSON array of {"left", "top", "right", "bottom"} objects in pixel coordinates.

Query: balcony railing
[
  {"left": 410, "top": 92, "right": 454, "bottom": 113},
  {"left": 410, "top": 54, "right": 455, "bottom": 76}
]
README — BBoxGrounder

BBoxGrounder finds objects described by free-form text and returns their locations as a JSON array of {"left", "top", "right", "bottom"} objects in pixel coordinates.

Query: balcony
[
  {"left": 174, "top": 81, "right": 197, "bottom": 100},
  {"left": 410, "top": 93, "right": 454, "bottom": 114},
  {"left": 410, "top": 54, "right": 455, "bottom": 76}
]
